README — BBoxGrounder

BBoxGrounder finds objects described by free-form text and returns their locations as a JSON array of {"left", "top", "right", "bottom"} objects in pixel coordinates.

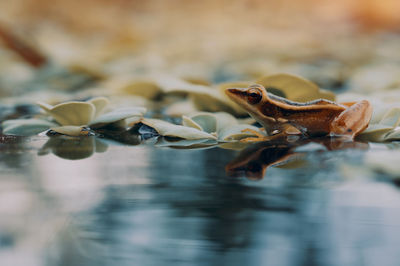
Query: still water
[{"left": 1, "top": 136, "right": 400, "bottom": 266}]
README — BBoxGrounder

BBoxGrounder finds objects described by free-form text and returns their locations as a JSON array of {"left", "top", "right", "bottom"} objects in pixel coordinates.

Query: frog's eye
[{"left": 246, "top": 87, "right": 262, "bottom": 104}]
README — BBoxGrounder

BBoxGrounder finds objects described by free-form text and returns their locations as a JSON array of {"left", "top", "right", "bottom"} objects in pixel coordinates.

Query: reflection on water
[
  {"left": 1, "top": 137, "right": 400, "bottom": 266},
  {"left": 38, "top": 136, "right": 109, "bottom": 160},
  {"left": 226, "top": 138, "right": 369, "bottom": 180}
]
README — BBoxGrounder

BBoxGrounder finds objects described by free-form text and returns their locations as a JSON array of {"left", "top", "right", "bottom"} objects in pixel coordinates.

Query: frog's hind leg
[
  {"left": 239, "top": 125, "right": 302, "bottom": 143},
  {"left": 331, "top": 100, "right": 373, "bottom": 138}
]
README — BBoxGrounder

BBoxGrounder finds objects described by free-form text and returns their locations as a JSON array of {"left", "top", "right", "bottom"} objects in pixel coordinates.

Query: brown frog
[{"left": 225, "top": 84, "right": 373, "bottom": 139}]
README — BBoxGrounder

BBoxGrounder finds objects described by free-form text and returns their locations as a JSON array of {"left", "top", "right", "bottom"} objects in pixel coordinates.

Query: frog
[{"left": 225, "top": 84, "right": 373, "bottom": 140}]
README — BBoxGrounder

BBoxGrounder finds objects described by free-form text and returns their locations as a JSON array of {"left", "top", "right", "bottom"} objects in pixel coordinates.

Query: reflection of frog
[
  {"left": 225, "top": 85, "right": 373, "bottom": 139},
  {"left": 225, "top": 138, "right": 369, "bottom": 180}
]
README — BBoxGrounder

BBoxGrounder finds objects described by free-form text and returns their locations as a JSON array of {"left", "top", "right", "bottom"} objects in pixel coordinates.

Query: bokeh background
[{"left": 1, "top": 0, "right": 400, "bottom": 88}]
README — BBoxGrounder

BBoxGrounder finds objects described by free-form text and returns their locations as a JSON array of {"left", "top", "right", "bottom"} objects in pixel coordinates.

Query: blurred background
[{"left": 0, "top": 0, "right": 400, "bottom": 88}]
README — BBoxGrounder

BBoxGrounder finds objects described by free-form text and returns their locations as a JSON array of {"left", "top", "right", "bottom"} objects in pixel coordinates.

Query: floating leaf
[
  {"left": 164, "top": 100, "right": 198, "bottom": 117},
  {"left": 37, "top": 101, "right": 95, "bottom": 126},
  {"left": 2, "top": 118, "right": 57, "bottom": 136},
  {"left": 140, "top": 118, "right": 217, "bottom": 140},
  {"left": 117, "top": 79, "right": 162, "bottom": 100},
  {"left": 355, "top": 124, "right": 393, "bottom": 142},
  {"left": 90, "top": 107, "right": 146, "bottom": 128},
  {"left": 183, "top": 113, "right": 217, "bottom": 133},
  {"left": 183, "top": 112, "right": 238, "bottom": 134},
  {"left": 155, "top": 138, "right": 218, "bottom": 149},
  {"left": 357, "top": 107, "right": 400, "bottom": 142},
  {"left": 256, "top": 73, "right": 335, "bottom": 102},
  {"left": 218, "top": 124, "right": 263, "bottom": 141},
  {"left": 384, "top": 129, "right": 400, "bottom": 141},
  {"left": 157, "top": 76, "right": 247, "bottom": 116},
  {"left": 213, "top": 112, "right": 239, "bottom": 131},
  {"left": 181, "top": 111, "right": 262, "bottom": 141},
  {"left": 379, "top": 107, "right": 400, "bottom": 127},
  {"left": 88, "top": 97, "right": 109, "bottom": 118},
  {"left": 50, "top": 126, "right": 89, "bottom": 137},
  {"left": 182, "top": 115, "right": 204, "bottom": 131}
]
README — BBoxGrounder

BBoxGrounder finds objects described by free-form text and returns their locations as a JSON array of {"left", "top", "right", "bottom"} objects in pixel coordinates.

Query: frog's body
[{"left": 225, "top": 85, "right": 372, "bottom": 138}]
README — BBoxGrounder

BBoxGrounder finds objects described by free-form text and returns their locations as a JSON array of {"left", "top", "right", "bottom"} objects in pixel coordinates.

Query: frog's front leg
[
  {"left": 239, "top": 124, "right": 302, "bottom": 143},
  {"left": 330, "top": 100, "right": 373, "bottom": 138}
]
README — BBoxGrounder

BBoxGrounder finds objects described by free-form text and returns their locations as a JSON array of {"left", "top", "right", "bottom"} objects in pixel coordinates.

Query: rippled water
[{"left": 1, "top": 135, "right": 400, "bottom": 266}]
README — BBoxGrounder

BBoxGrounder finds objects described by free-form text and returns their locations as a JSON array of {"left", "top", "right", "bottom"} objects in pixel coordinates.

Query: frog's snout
[
  {"left": 226, "top": 88, "right": 246, "bottom": 94},
  {"left": 225, "top": 88, "right": 247, "bottom": 99}
]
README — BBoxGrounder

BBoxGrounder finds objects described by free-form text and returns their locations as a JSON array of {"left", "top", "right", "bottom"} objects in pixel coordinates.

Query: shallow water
[{"left": 1, "top": 136, "right": 400, "bottom": 266}]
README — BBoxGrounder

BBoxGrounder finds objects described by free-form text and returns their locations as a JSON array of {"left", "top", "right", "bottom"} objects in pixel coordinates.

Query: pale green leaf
[
  {"left": 89, "top": 107, "right": 146, "bottom": 128},
  {"left": 183, "top": 113, "right": 217, "bottom": 133},
  {"left": 88, "top": 97, "right": 110, "bottom": 118},
  {"left": 50, "top": 126, "right": 87, "bottom": 137},
  {"left": 379, "top": 107, "right": 400, "bottom": 127},
  {"left": 37, "top": 101, "right": 95, "bottom": 126},
  {"left": 218, "top": 124, "right": 263, "bottom": 141},
  {"left": 2, "top": 118, "right": 57, "bottom": 136},
  {"left": 156, "top": 138, "right": 218, "bottom": 148},
  {"left": 256, "top": 73, "right": 335, "bottom": 102},
  {"left": 214, "top": 112, "right": 238, "bottom": 131},
  {"left": 181, "top": 116, "right": 203, "bottom": 131},
  {"left": 383, "top": 129, "right": 400, "bottom": 141},
  {"left": 357, "top": 124, "right": 393, "bottom": 142},
  {"left": 141, "top": 118, "right": 217, "bottom": 140}
]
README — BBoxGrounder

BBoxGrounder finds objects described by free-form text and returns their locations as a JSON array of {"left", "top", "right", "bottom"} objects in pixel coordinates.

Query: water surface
[{"left": 1, "top": 136, "right": 400, "bottom": 266}]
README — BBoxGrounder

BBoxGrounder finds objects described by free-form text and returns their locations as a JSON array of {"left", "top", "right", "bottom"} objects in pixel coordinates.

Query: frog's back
[
  {"left": 260, "top": 99, "right": 345, "bottom": 136},
  {"left": 267, "top": 93, "right": 344, "bottom": 110}
]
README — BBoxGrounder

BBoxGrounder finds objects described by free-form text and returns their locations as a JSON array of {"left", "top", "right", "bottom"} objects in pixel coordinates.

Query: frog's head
[{"left": 225, "top": 84, "right": 268, "bottom": 118}]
